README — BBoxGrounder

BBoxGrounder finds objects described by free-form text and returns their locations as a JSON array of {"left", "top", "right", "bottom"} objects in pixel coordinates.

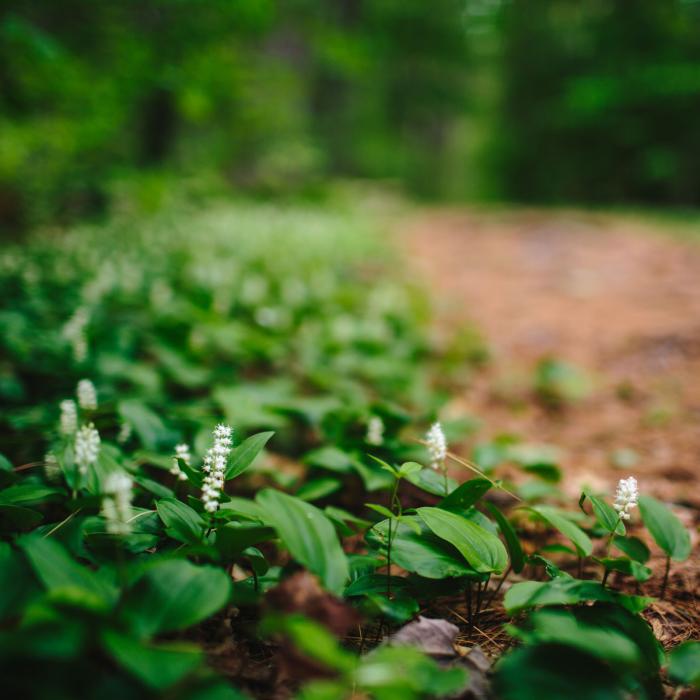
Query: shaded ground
[{"left": 404, "top": 208, "right": 699, "bottom": 643}]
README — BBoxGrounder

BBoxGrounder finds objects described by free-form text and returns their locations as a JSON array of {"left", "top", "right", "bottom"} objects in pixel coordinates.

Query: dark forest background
[{"left": 2, "top": 0, "right": 700, "bottom": 231}]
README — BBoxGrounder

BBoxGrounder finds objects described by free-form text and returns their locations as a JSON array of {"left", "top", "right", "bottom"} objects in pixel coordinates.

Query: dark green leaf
[
  {"left": 668, "top": 641, "right": 700, "bottom": 688},
  {"left": 225, "top": 431, "right": 274, "bottom": 480},
  {"left": 487, "top": 503, "right": 525, "bottom": 573},
  {"left": 638, "top": 495, "right": 691, "bottom": 561},
  {"left": 417, "top": 507, "right": 508, "bottom": 573},
  {"left": 156, "top": 498, "right": 205, "bottom": 545},
  {"left": 256, "top": 489, "right": 349, "bottom": 594},
  {"left": 612, "top": 536, "right": 650, "bottom": 564},
  {"left": 528, "top": 506, "right": 593, "bottom": 556},
  {"left": 438, "top": 478, "right": 492, "bottom": 512},
  {"left": 581, "top": 489, "right": 625, "bottom": 535},
  {"left": 122, "top": 559, "right": 231, "bottom": 637}
]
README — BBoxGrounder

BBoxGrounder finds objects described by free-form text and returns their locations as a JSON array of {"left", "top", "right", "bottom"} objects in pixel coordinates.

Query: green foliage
[
  {"left": 668, "top": 641, "right": 700, "bottom": 688},
  {"left": 638, "top": 495, "right": 691, "bottom": 561}
]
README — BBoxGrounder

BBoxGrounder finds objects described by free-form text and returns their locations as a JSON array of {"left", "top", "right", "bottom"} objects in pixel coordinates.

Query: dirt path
[{"left": 405, "top": 208, "right": 700, "bottom": 513}]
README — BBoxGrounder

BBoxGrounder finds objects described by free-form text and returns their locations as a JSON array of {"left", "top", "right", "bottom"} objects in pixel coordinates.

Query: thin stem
[
  {"left": 601, "top": 514, "right": 622, "bottom": 586},
  {"left": 386, "top": 516, "right": 393, "bottom": 598},
  {"left": 466, "top": 581, "right": 473, "bottom": 629},
  {"left": 43, "top": 508, "right": 81, "bottom": 538},
  {"left": 661, "top": 555, "right": 671, "bottom": 599},
  {"left": 485, "top": 565, "right": 512, "bottom": 609}
]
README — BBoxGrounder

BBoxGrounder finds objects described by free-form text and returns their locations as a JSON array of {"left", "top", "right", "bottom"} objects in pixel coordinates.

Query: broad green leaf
[
  {"left": 303, "top": 446, "right": 355, "bottom": 474},
  {"left": 156, "top": 498, "right": 205, "bottom": 544},
  {"left": 0, "top": 484, "right": 63, "bottom": 506},
  {"left": 580, "top": 489, "right": 625, "bottom": 535},
  {"left": 612, "top": 535, "right": 650, "bottom": 564},
  {"left": 122, "top": 559, "right": 231, "bottom": 638},
  {"left": 102, "top": 629, "right": 203, "bottom": 690},
  {"left": 438, "top": 478, "right": 492, "bottom": 512},
  {"left": 528, "top": 506, "right": 592, "bottom": 556},
  {"left": 256, "top": 489, "right": 349, "bottom": 594},
  {"left": 0, "top": 542, "right": 40, "bottom": 621},
  {"left": 668, "top": 641, "right": 700, "bottom": 688},
  {"left": 224, "top": 431, "right": 274, "bottom": 480},
  {"left": 215, "top": 522, "right": 274, "bottom": 559},
  {"left": 406, "top": 468, "right": 457, "bottom": 497},
  {"left": 365, "top": 503, "right": 396, "bottom": 520},
  {"left": 596, "top": 557, "right": 651, "bottom": 582},
  {"left": 504, "top": 578, "right": 652, "bottom": 615},
  {"left": 638, "top": 495, "right": 691, "bottom": 561},
  {"left": 494, "top": 643, "right": 622, "bottom": 700},
  {"left": 18, "top": 534, "right": 117, "bottom": 607},
  {"left": 0, "top": 504, "right": 43, "bottom": 533},
  {"left": 296, "top": 477, "right": 342, "bottom": 502},
  {"left": 417, "top": 507, "right": 508, "bottom": 573},
  {"left": 118, "top": 400, "right": 173, "bottom": 450},
  {"left": 487, "top": 503, "right": 525, "bottom": 573},
  {"left": 397, "top": 461, "right": 423, "bottom": 478}
]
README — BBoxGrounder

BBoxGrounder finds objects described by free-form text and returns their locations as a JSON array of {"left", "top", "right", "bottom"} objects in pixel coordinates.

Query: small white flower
[
  {"left": 201, "top": 424, "right": 233, "bottom": 512},
  {"left": 614, "top": 476, "right": 639, "bottom": 521},
  {"left": 60, "top": 399, "right": 78, "bottom": 435},
  {"left": 44, "top": 451, "right": 61, "bottom": 483},
  {"left": 117, "top": 422, "right": 132, "bottom": 444},
  {"left": 366, "top": 416, "right": 385, "bottom": 446},
  {"left": 62, "top": 307, "right": 89, "bottom": 362},
  {"left": 170, "top": 443, "right": 191, "bottom": 481},
  {"left": 102, "top": 471, "right": 133, "bottom": 535},
  {"left": 75, "top": 423, "right": 100, "bottom": 475},
  {"left": 426, "top": 422, "right": 447, "bottom": 470},
  {"left": 76, "top": 379, "right": 97, "bottom": 411}
]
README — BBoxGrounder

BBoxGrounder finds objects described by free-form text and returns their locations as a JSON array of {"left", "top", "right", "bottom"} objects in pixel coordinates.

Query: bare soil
[{"left": 403, "top": 207, "right": 699, "bottom": 645}]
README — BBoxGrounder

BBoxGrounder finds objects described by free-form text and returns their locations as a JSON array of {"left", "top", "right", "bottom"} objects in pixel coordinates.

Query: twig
[{"left": 43, "top": 508, "right": 81, "bottom": 538}]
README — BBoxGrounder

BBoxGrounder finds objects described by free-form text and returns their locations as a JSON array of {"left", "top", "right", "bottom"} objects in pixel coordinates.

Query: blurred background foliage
[{"left": 2, "top": 0, "right": 700, "bottom": 232}]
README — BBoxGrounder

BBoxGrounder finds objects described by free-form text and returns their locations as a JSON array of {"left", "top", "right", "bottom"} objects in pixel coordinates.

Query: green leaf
[
  {"left": 224, "top": 431, "right": 274, "bottom": 480},
  {"left": 18, "top": 534, "right": 117, "bottom": 607},
  {"left": 118, "top": 400, "right": 173, "bottom": 450},
  {"left": 417, "top": 507, "right": 508, "bottom": 573},
  {"left": 668, "top": 641, "right": 700, "bottom": 688},
  {"left": 504, "top": 578, "right": 652, "bottom": 615},
  {"left": 638, "top": 495, "right": 691, "bottom": 561},
  {"left": 215, "top": 522, "right": 274, "bottom": 560},
  {"left": 0, "top": 483, "right": 63, "bottom": 506},
  {"left": 406, "top": 468, "right": 457, "bottom": 497},
  {"left": 296, "top": 477, "right": 342, "bottom": 502},
  {"left": 580, "top": 489, "right": 625, "bottom": 535},
  {"left": 102, "top": 629, "right": 203, "bottom": 690},
  {"left": 156, "top": 498, "right": 205, "bottom": 545},
  {"left": 122, "top": 559, "right": 231, "bottom": 638},
  {"left": 596, "top": 557, "right": 651, "bottom": 582},
  {"left": 397, "top": 461, "right": 423, "bottom": 478},
  {"left": 0, "top": 504, "right": 43, "bottom": 533},
  {"left": 304, "top": 446, "right": 355, "bottom": 474},
  {"left": 612, "top": 535, "right": 650, "bottom": 564},
  {"left": 494, "top": 643, "right": 622, "bottom": 700},
  {"left": 365, "top": 503, "right": 396, "bottom": 520},
  {"left": 0, "top": 542, "right": 40, "bottom": 621},
  {"left": 487, "top": 503, "right": 525, "bottom": 573},
  {"left": 256, "top": 489, "right": 349, "bottom": 594},
  {"left": 439, "top": 478, "right": 492, "bottom": 512},
  {"left": 528, "top": 506, "right": 593, "bottom": 557}
]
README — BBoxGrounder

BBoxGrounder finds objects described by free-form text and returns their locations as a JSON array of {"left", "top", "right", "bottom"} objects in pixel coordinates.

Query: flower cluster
[
  {"left": 44, "top": 452, "right": 61, "bottom": 483},
  {"left": 76, "top": 379, "right": 97, "bottom": 410},
  {"left": 366, "top": 416, "right": 385, "bottom": 446},
  {"left": 201, "top": 425, "right": 233, "bottom": 512},
  {"left": 614, "top": 476, "right": 639, "bottom": 520},
  {"left": 62, "top": 307, "right": 89, "bottom": 362},
  {"left": 171, "top": 443, "right": 191, "bottom": 481},
  {"left": 101, "top": 472, "right": 133, "bottom": 535},
  {"left": 426, "top": 422, "right": 447, "bottom": 470},
  {"left": 75, "top": 423, "right": 100, "bottom": 475},
  {"left": 60, "top": 399, "right": 78, "bottom": 435}
]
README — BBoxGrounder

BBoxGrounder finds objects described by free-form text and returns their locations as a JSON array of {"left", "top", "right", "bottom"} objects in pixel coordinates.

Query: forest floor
[{"left": 403, "top": 207, "right": 699, "bottom": 650}]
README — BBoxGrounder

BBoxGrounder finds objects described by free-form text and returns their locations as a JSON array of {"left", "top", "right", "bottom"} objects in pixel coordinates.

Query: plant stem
[
  {"left": 661, "top": 555, "right": 670, "bottom": 599},
  {"left": 386, "top": 516, "right": 393, "bottom": 598},
  {"left": 601, "top": 514, "right": 622, "bottom": 586},
  {"left": 484, "top": 565, "right": 511, "bottom": 609}
]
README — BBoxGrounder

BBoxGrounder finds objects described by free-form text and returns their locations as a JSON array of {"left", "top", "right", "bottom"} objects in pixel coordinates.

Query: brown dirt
[{"left": 403, "top": 207, "right": 699, "bottom": 640}]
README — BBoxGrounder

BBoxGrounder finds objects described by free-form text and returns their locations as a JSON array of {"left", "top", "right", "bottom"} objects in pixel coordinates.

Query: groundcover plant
[{"left": 0, "top": 202, "right": 696, "bottom": 699}]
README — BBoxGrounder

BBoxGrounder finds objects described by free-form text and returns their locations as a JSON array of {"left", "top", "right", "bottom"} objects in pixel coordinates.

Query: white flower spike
[
  {"left": 60, "top": 399, "right": 78, "bottom": 435},
  {"left": 426, "top": 422, "right": 447, "bottom": 471},
  {"left": 76, "top": 379, "right": 97, "bottom": 411},
  {"left": 75, "top": 423, "right": 100, "bottom": 475},
  {"left": 614, "top": 476, "right": 639, "bottom": 521},
  {"left": 171, "top": 443, "right": 191, "bottom": 481},
  {"left": 201, "top": 424, "right": 233, "bottom": 513},
  {"left": 102, "top": 471, "right": 133, "bottom": 535},
  {"left": 366, "top": 416, "right": 385, "bottom": 446}
]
